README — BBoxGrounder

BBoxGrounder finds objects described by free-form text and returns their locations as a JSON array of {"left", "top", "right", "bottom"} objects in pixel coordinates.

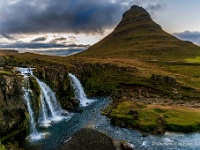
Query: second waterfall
[{"left": 68, "top": 73, "right": 95, "bottom": 107}]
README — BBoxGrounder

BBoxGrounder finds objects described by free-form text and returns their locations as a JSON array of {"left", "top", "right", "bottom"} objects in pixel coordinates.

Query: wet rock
[
  {"left": 121, "top": 141, "right": 135, "bottom": 150},
  {"left": 71, "top": 98, "right": 80, "bottom": 106},
  {"left": 110, "top": 117, "right": 126, "bottom": 128}
]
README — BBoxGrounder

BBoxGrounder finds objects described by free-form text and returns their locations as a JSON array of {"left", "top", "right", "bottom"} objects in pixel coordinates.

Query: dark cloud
[
  {"left": 1, "top": 34, "right": 15, "bottom": 40},
  {"left": 0, "top": 0, "right": 166, "bottom": 37},
  {"left": 0, "top": 0, "right": 130, "bottom": 35},
  {"left": 173, "top": 31, "right": 200, "bottom": 45},
  {"left": 50, "top": 37, "right": 68, "bottom": 43},
  {"left": 31, "top": 37, "right": 46, "bottom": 42}
]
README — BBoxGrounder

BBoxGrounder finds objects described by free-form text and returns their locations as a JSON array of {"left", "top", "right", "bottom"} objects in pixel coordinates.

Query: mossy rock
[
  {"left": 29, "top": 77, "right": 40, "bottom": 119},
  {"left": 0, "top": 144, "right": 6, "bottom": 150}
]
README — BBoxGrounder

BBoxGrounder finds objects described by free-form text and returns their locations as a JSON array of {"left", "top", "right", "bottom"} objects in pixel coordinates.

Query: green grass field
[{"left": 105, "top": 101, "right": 200, "bottom": 133}]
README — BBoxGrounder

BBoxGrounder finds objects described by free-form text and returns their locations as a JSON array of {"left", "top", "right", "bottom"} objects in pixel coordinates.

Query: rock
[
  {"left": 128, "top": 110, "right": 139, "bottom": 120},
  {"left": 0, "top": 74, "right": 27, "bottom": 140},
  {"left": 151, "top": 74, "right": 176, "bottom": 84},
  {"left": 110, "top": 117, "right": 126, "bottom": 128},
  {"left": 57, "top": 128, "right": 116, "bottom": 150},
  {"left": 71, "top": 98, "right": 80, "bottom": 106},
  {"left": 141, "top": 132, "right": 148, "bottom": 137},
  {"left": 35, "top": 66, "right": 73, "bottom": 110},
  {"left": 3, "top": 65, "right": 12, "bottom": 70},
  {"left": 121, "top": 141, "right": 135, "bottom": 150}
]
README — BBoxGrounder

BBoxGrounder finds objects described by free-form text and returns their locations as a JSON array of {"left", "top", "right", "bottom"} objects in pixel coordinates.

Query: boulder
[
  {"left": 57, "top": 128, "right": 116, "bottom": 150},
  {"left": 121, "top": 141, "right": 135, "bottom": 150},
  {"left": 71, "top": 98, "right": 80, "bottom": 106}
]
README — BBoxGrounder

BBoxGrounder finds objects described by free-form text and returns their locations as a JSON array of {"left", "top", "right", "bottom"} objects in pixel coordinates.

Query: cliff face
[{"left": 0, "top": 73, "right": 28, "bottom": 140}]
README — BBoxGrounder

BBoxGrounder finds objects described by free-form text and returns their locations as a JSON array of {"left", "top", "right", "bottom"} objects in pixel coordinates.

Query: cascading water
[
  {"left": 19, "top": 67, "right": 69, "bottom": 141},
  {"left": 36, "top": 78, "right": 68, "bottom": 127},
  {"left": 20, "top": 69, "right": 43, "bottom": 141},
  {"left": 68, "top": 73, "right": 95, "bottom": 107}
]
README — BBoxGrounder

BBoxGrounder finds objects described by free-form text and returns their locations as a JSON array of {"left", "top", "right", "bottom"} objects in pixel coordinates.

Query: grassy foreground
[{"left": 103, "top": 101, "right": 200, "bottom": 134}]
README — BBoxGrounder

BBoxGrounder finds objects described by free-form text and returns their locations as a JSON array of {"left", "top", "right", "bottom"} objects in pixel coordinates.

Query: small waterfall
[{"left": 69, "top": 73, "right": 95, "bottom": 107}]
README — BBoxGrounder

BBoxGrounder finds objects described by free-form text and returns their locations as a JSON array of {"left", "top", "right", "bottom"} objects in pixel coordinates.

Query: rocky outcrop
[
  {"left": 0, "top": 73, "right": 28, "bottom": 141},
  {"left": 35, "top": 65, "right": 75, "bottom": 110}
]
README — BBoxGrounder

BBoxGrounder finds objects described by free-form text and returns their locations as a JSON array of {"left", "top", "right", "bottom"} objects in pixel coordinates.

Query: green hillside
[{"left": 77, "top": 5, "right": 200, "bottom": 60}]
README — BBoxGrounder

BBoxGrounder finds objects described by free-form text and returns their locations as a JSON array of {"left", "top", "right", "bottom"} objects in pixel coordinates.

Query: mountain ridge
[{"left": 77, "top": 5, "right": 200, "bottom": 60}]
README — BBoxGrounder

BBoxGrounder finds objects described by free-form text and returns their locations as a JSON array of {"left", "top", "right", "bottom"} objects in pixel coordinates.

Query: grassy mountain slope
[{"left": 77, "top": 5, "right": 200, "bottom": 60}]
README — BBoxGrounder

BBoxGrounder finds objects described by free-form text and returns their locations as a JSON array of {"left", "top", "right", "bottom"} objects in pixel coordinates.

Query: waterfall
[
  {"left": 68, "top": 73, "right": 95, "bottom": 107},
  {"left": 19, "top": 68, "right": 69, "bottom": 141},
  {"left": 36, "top": 78, "right": 66, "bottom": 127},
  {"left": 21, "top": 71, "right": 43, "bottom": 141}
]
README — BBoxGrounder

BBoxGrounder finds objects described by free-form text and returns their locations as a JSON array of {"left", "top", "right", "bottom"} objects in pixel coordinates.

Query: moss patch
[
  {"left": 0, "top": 70, "right": 13, "bottom": 76},
  {"left": 0, "top": 144, "right": 5, "bottom": 150}
]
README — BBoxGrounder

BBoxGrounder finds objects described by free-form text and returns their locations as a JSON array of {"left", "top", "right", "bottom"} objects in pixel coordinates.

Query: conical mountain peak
[
  {"left": 78, "top": 5, "right": 200, "bottom": 60},
  {"left": 114, "top": 5, "right": 162, "bottom": 35}
]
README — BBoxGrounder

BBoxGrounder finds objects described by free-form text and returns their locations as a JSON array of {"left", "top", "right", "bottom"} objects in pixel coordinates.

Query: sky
[{"left": 0, "top": 0, "right": 200, "bottom": 52}]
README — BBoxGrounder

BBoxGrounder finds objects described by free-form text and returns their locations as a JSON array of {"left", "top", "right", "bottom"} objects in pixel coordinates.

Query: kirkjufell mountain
[{"left": 78, "top": 5, "right": 200, "bottom": 60}]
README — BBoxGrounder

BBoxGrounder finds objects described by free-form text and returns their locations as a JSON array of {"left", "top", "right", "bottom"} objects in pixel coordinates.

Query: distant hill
[
  {"left": 77, "top": 5, "right": 200, "bottom": 60},
  {"left": 0, "top": 50, "right": 18, "bottom": 53}
]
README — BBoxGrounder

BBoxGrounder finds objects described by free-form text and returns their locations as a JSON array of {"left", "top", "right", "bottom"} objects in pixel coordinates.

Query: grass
[
  {"left": 0, "top": 144, "right": 5, "bottom": 150},
  {"left": 0, "top": 70, "right": 13, "bottom": 76},
  {"left": 150, "top": 61, "right": 200, "bottom": 90},
  {"left": 105, "top": 101, "right": 200, "bottom": 133},
  {"left": 185, "top": 56, "right": 200, "bottom": 63}
]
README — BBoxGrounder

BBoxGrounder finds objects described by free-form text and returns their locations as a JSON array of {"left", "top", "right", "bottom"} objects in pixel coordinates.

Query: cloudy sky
[{"left": 0, "top": 0, "right": 200, "bottom": 52}]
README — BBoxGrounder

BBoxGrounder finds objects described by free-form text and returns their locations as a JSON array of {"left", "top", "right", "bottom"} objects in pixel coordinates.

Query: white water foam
[{"left": 68, "top": 73, "right": 96, "bottom": 107}]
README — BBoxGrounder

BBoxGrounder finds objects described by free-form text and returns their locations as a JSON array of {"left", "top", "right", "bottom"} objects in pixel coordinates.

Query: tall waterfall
[
  {"left": 20, "top": 70, "right": 43, "bottom": 141},
  {"left": 68, "top": 73, "right": 95, "bottom": 107},
  {"left": 19, "top": 68, "right": 69, "bottom": 141}
]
